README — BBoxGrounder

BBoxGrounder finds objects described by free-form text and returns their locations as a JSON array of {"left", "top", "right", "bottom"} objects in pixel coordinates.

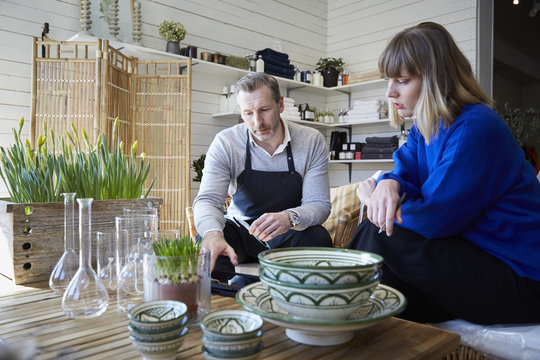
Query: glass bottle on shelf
[
  {"left": 62, "top": 198, "right": 109, "bottom": 319},
  {"left": 256, "top": 55, "right": 265, "bottom": 72},
  {"left": 293, "top": 66, "right": 301, "bottom": 82},
  {"left": 49, "top": 192, "right": 78, "bottom": 294}
]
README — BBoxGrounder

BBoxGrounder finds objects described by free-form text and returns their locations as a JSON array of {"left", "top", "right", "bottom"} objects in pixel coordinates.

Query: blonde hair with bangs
[{"left": 379, "top": 22, "right": 492, "bottom": 144}]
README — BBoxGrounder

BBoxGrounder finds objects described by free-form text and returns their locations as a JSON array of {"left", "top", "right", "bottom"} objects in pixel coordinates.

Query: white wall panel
[{"left": 0, "top": 0, "right": 480, "bottom": 198}]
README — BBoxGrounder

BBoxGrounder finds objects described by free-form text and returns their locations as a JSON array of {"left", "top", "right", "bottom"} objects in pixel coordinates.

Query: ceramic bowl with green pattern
[
  {"left": 129, "top": 327, "right": 188, "bottom": 360},
  {"left": 201, "top": 330, "right": 262, "bottom": 357},
  {"left": 258, "top": 247, "right": 383, "bottom": 286},
  {"left": 127, "top": 300, "right": 188, "bottom": 334},
  {"left": 259, "top": 271, "right": 380, "bottom": 321},
  {"left": 128, "top": 319, "right": 188, "bottom": 342},
  {"left": 200, "top": 309, "right": 263, "bottom": 341}
]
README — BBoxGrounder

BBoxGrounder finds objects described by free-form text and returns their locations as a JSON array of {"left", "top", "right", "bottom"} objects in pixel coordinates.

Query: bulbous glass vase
[
  {"left": 49, "top": 193, "right": 78, "bottom": 294},
  {"left": 62, "top": 198, "right": 109, "bottom": 319}
]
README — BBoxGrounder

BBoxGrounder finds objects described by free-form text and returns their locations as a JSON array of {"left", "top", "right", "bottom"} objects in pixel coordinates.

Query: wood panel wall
[{"left": 0, "top": 0, "right": 479, "bottom": 195}]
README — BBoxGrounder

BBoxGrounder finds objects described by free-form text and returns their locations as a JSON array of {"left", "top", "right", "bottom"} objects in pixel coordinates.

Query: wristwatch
[{"left": 287, "top": 210, "right": 300, "bottom": 229}]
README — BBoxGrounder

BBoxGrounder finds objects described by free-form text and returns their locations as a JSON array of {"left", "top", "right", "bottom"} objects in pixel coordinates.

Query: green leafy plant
[
  {"left": 191, "top": 153, "right": 205, "bottom": 182},
  {"left": 315, "top": 57, "right": 345, "bottom": 73},
  {"left": 158, "top": 20, "right": 186, "bottom": 42},
  {"left": 499, "top": 102, "right": 540, "bottom": 146},
  {"left": 0, "top": 117, "right": 155, "bottom": 203},
  {"left": 152, "top": 235, "right": 200, "bottom": 284}
]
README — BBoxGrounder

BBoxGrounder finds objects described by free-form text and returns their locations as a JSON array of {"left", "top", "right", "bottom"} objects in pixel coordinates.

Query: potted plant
[
  {"left": 191, "top": 153, "right": 206, "bottom": 182},
  {"left": 498, "top": 102, "right": 540, "bottom": 171},
  {"left": 144, "top": 236, "right": 210, "bottom": 321},
  {"left": 0, "top": 117, "right": 160, "bottom": 285},
  {"left": 315, "top": 57, "right": 345, "bottom": 87},
  {"left": 158, "top": 20, "right": 187, "bottom": 54}
]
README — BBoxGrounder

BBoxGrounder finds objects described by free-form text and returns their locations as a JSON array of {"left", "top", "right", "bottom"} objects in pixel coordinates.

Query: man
[{"left": 193, "top": 73, "right": 332, "bottom": 278}]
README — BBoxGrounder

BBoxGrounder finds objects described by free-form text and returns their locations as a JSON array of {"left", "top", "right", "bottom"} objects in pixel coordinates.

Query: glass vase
[
  {"left": 143, "top": 248, "right": 211, "bottom": 325},
  {"left": 49, "top": 193, "right": 78, "bottom": 294},
  {"left": 62, "top": 198, "right": 109, "bottom": 319},
  {"left": 115, "top": 214, "right": 158, "bottom": 312}
]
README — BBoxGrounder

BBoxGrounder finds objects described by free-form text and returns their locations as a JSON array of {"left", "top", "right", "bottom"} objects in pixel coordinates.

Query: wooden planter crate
[{"left": 0, "top": 197, "right": 162, "bottom": 285}]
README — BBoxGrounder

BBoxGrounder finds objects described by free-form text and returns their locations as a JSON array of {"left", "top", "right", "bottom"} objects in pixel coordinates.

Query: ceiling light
[{"left": 513, "top": 0, "right": 519, "bottom": 4}]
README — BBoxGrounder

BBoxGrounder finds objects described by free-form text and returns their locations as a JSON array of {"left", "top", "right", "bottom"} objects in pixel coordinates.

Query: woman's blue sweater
[{"left": 380, "top": 104, "right": 540, "bottom": 281}]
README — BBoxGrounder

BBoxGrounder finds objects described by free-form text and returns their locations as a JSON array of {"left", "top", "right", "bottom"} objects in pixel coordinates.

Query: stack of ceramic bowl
[
  {"left": 258, "top": 247, "right": 383, "bottom": 321},
  {"left": 200, "top": 309, "right": 264, "bottom": 360},
  {"left": 127, "top": 300, "right": 189, "bottom": 360}
]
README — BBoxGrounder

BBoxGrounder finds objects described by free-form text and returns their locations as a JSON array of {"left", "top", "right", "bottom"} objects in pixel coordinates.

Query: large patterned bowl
[
  {"left": 259, "top": 271, "right": 380, "bottom": 321},
  {"left": 258, "top": 247, "right": 383, "bottom": 285}
]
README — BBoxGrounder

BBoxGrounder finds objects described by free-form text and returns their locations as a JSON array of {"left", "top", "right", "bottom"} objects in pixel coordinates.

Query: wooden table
[{"left": 0, "top": 281, "right": 460, "bottom": 359}]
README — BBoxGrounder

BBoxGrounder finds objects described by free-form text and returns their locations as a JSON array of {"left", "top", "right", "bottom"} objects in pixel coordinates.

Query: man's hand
[
  {"left": 250, "top": 212, "right": 291, "bottom": 242},
  {"left": 201, "top": 230, "right": 238, "bottom": 272}
]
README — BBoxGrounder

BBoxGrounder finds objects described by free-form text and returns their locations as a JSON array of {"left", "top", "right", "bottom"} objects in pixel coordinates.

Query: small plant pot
[
  {"left": 166, "top": 41, "right": 180, "bottom": 54},
  {"left": 148, "top": 279, "right": 201, "bottom": 320},
  {"left": 143, "top": 249, "right": 211, "bottom": 325},
  {"left": 322, "top": 69, "right": 339, "bottom": 87}
]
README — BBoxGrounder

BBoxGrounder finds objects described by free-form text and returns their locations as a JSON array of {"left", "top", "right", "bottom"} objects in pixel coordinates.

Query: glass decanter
[
  {"left": 49, "top": 193, "right": 78, "bottom": 294},
  {"left": 62, "top": 198, "right": 109, "bottom": 319}
]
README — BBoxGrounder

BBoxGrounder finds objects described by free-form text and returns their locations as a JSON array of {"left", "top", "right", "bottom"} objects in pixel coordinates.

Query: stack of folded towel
[
  {"left": 281, "top": 97, "right": 301, "bottom": 122},
  {"left": 256, "top": 48, "right": 295, "bottom": 80},
  {"left": 346, "top": 99, "right": 380, "bottom": 123},
  {"left": 361, "top": 136, "right": 398, "bottom": 159}
]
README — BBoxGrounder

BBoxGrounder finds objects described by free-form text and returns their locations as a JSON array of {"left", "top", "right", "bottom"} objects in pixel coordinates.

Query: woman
[{"left": 349, "top": 22, "right": 540, "bottom": 324}]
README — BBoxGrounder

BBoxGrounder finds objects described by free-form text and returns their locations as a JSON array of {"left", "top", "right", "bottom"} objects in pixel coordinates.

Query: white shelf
[{"left": 212, "top": 111, "right": 241, "bottom": 119}]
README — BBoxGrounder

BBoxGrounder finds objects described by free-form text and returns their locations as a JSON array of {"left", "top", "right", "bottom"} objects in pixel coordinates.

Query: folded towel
[
  {"left": 264, "top": 62, "right": 295, "bottom": 75},
  {"left": 261, "top": 55, "right": 294, "bottom": 69},
  {"left": 362, "top": 146, "right": 397, "bottom": 154},
  {"left": 361, "top": 153, "right": 394, "bottom": 159},
  {"left": 264, "top": 69, "right": 295, "bottom": 80},
  {"left": 365, "top": 135, "right": 399, "bottom": 145},
  {"left": 256, "top": 48, "right": 289, "bottom": 60}
]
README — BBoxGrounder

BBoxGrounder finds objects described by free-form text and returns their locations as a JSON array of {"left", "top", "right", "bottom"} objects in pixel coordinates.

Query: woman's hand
[
  {"left": 366, "top": 179, "right": 402, "bottom": 236},
  {"left": 356, "top": 177, "right": 377, "bottom": 204}
]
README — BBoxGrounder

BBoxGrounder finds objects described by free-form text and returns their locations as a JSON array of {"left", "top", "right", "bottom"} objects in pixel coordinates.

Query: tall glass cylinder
[
  {"left": 97, "top": 231, "right": 117, "bottom": 293},
  {"left": 116, "top": 214, "right": 158, "bottom": 312},
  {"left": 62, "top": 198, "right": 109, "bottom": 319},
  {"left": 49, "top": 193, "right": 78, "bottom": 293}
]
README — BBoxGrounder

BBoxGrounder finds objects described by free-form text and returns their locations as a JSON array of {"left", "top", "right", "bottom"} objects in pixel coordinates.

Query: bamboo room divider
[{"left": 30, "top": 37, "right": 192, "bottom": 233}]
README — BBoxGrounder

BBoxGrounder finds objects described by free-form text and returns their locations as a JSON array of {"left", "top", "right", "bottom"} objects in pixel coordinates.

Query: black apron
[{"left": 232, "top": 131, "right": 303, "bottom": 246}]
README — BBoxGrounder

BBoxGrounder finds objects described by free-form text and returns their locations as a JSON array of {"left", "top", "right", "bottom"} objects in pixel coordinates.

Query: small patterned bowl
[
  {"left": 200, "top": 310, "right": 264, "bottom": 341},
  {"left": 260, "top": 272, "right": 380, "bottom": 321},
  {"left": 258, "top": 247, "right": 383, "bottom": 285},
  {"left": 202, "top": 343, "right": 264, "bottom": 360},
  {"left": 128, "top": 300, "right": 188, "bottom": 334},
  {"left": 201, "top": 330, "right": 262, "bottom": 357},
  {"left": 130, "top": 327, "right": 188, "bottom": 360},
  {"left": 128, "top": 319, "right": 187, "bottom": 343}
]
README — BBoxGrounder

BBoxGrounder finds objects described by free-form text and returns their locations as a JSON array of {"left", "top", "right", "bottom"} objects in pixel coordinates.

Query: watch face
[{"left": 288, "top": 211, "right": 299, "bottom": 226}]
